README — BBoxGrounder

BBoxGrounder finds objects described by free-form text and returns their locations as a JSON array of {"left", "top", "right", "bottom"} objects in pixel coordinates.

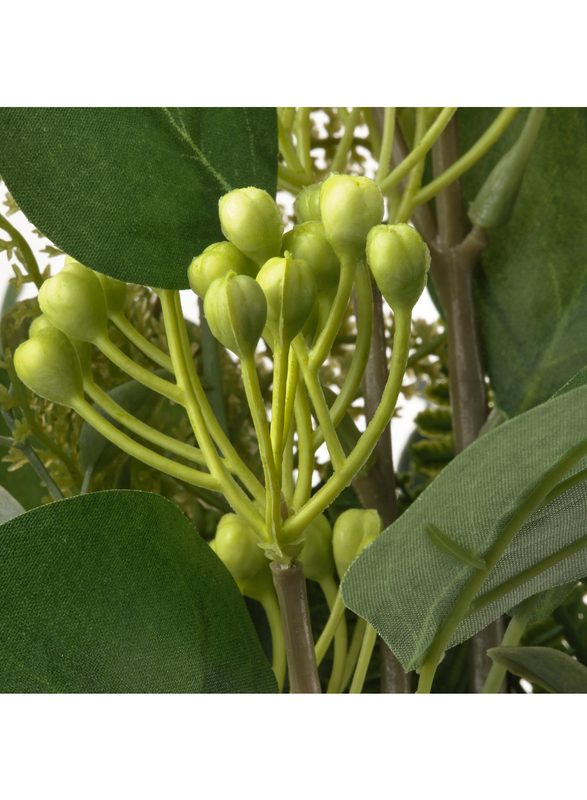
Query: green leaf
[
  {"left": 0, "top": 108, "right": 278, "bottom": 289},
  {"left": 488, "top": 646, "right": 587, "bottom": 693},
  {"left": 0, "top": 490, "right": 277, "bottom": 692},
  {"left": 341, "top": 369, "right": 587, "bottom": 671},
  {"left": 459, "top": 108, "right": 587, "bottom": 417}
]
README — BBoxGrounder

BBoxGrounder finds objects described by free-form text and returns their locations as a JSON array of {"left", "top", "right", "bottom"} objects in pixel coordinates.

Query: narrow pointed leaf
[
  {"left": 341, "top": 367, "right": 587, "bottom": 671},
  {"left": 488, "top": 646, "right": 587, "bottom": 693},
  {"left": 424, "top": 522, "right": 486, "bottom": 570}
]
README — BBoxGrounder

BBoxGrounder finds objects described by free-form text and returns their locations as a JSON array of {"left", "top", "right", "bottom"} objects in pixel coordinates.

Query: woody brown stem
[
  {"left": 431, "top": 114, "right": 504, "bottom": 692},
  {"left": 270, "top": 561, "right": 321, "bottom": 693}
]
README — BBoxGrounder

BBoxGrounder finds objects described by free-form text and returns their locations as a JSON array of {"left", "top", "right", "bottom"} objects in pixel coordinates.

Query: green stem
[
  {"left": 170, "top": 292, "right": 265, "bottom": 506},
  {"left": 94, "top": 332, "right": 184, "bottom": 405},
  {"left": 197, "top": 298, "right": 230, "bottom": 436},
  {"left": 482, "top": 596, "right": 537, "bottom": 693},
  {"left": 270, "top": 340, "right": 290, "bottom": 485},
  {"left": 412, "top": 107, "right": 520, "bottom": 207},
  {"left": 84, "top": 378, "right": 208, "bottom": 467},
  {"left": 395, "top": 108, "right": 428, "bottom": 224},
  {"left": 349, "top": 623, "right": 378, "bottom": 693},
  {"left": 361, "top": 107, "right": 382, "bottom": 159},
  {"left": 321, "top": 574, "right": 348, "bottom": 694},
  {"left": 292, "top": 382, "right": 314, "bottom": 511},
  {"left": 330, "top": 107, "right": 361, "bottom": 173},
  {"left": 309, "top": 255, "right": 356, "bottom": 372},
  {"left": 315, "top": 588, "right": 346, "bottom": 667},
  {"left": 258, "top": 589, "right": 287, "bottom": 693},
  {"left": 73, "top": 398, "right": 220, "bottom": 491},
  {"left": 293, "top": 337, "right": 346, "bottom": 471},
  {"left": 110, "top": 312, "right": 174, "bottom": 372},
  {"left": 417, "top": 439, "right": 587, "bottom": 693},
  {"left": 241, "top": 355, "right": 282, "bottom": 555},
  {"left": 375, "top": 108, "right": 396, "bottom": 185},
  {"left": 278, "top": 117, "right": 313, "bottom": 183},
  {"left": 283, "top": 309, "right": 411, "bottom": 540},
  {"left": 406, "top": 331, "right": 447, "bottom": 368},
  {"left": 379, "top": 107, "right": 457, "bottom": 195},
  {"left": 282, "top": 420, "right": 295, "bottom": 506},
  {"left": 294, "top": 107, "right": 313, "bottom": 176},
  {"left": 0, "top": 214, "right": 43, "bottom": 289},
  {"left": 312, "top": 258, "right": 373, "bottom": 451},
  {"left": 342, "top": 617, "right": 367, "bottom": 691},
  {"left": 160, "top": 291, "right": 266, "bottom": 537}
]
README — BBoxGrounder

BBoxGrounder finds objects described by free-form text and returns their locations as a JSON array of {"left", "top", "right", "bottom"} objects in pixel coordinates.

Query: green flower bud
[
  {"left": 62, "top": 255, "right": 86, "bottom": 273},
  {"left": 29, "top": 315, "right": 93, "bottom": 382},
  {"left": 332, "top": 508, "right": 383, "bottom": 580},
  {"left": 188, "top": 241, "right": 258, "bottom": 299},
  {"left": 282, "top": 221, "right": 340, "bottom": 295},
  {"left": 298, "top": 514, "right": 334, "bottom": 583},
  {"left": 95, "top": 272, "right": 127, "bottom": 317},
  {"left": 293, "top": 182, "right": 323, "bottom": 223},
  {"left": 256, "top": 253, "right": 317, "bottom": 344},
  {"left": 28, "top": 314, "right": 56, "bottom": 338},
  {"left": 38, "top": 267, "right": 108, "bottom": 343},
  {"left": 204, "top": 271, "right": 267, "bottom": 359},
  {"left": 366, "top": 223, "right": 430, "bottom": 314},
  {"left": 14, "top": 327, "right": 84, "bottom": 408},
  {"left": 218, "top": 187, "right": 283, "bottom": 267},
  {"left": 213, "top": 513, "right": 266, "bottom": 584},
  {"left": 320, "top": 174, "right": 384, "bottom": 259}
]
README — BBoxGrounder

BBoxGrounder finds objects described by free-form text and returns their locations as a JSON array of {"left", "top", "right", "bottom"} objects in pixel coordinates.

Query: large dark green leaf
[
  {"left": 459, "top": 108, "right": 587, "bottom": 417},
  {"left": 0, "top": 490, "right": 277, "bottom": 692},
  {"left": 0, "top": 108, "right": 278, "bottom": 289},
  {"left": 488, "top": 646, "right": 587, "bottom": 693},
  {"left": 341, "top": 369, "right": 587, "bottom": 671}
]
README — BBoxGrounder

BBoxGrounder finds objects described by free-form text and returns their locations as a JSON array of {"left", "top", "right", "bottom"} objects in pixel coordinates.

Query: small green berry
[
  {"left": 188, "top": 241, "right": 258, "bottom": 299},
  {"left": 366, "top": 223, "right": 430, "bottom": 314},
  {"left": 204, "top": 271, "right": 267, "bottom": 359},
  {"left": 218, "top": 187, "right": 283, "bottom": 267}
]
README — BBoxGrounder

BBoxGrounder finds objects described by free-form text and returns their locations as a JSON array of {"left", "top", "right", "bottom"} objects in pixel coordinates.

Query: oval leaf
[
  {"left": 0, "top": 108, "right": 278, "bottom": 289},
  {"left": 0, "top": 490, "right": 277, "bottom": 692},
  {"left": 488, "top": 646, "right": 587, "bottom": 693}
]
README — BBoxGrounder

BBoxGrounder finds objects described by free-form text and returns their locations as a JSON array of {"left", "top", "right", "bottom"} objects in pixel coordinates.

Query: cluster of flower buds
[
  {"left": 189, "top": 175, "right": 430, "bottom": 359},
  {"left": 13, "top": 257, "right": 126, "bottom": 408}
]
